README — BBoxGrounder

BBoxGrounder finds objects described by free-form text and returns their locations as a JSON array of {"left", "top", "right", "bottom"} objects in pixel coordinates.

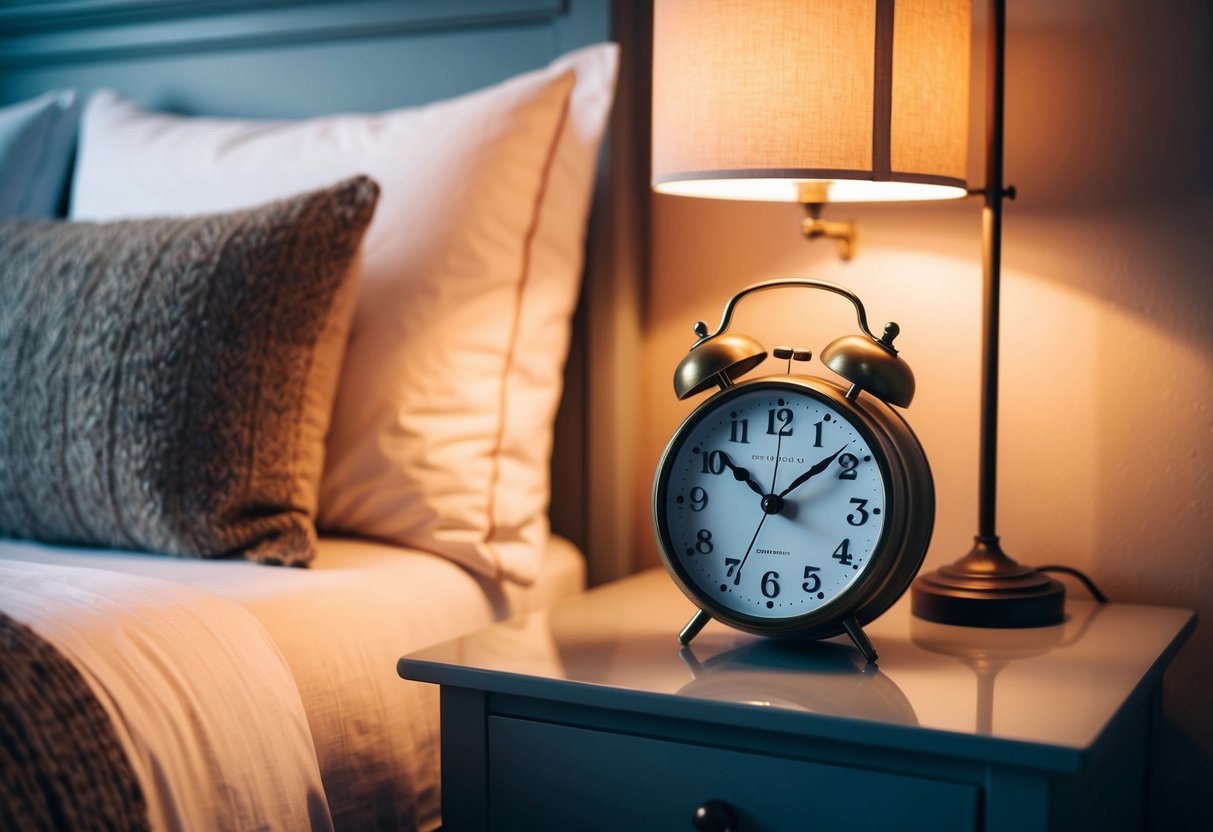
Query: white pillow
[{"left": 72, "top": 44, "right": 618, "bottom": 584}]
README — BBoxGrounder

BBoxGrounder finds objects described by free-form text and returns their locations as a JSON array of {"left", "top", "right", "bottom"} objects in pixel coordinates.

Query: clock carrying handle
[
  {"left": 674, "top": 277, "right": 916, "bottom": 408},
  {"left": 691, "top": 277, "right": 881, "bottom": 345}
]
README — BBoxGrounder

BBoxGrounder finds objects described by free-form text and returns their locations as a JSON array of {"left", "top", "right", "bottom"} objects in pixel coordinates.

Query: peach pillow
[{"left": 71, "top": 45, "right": 618, "bottom": 583}]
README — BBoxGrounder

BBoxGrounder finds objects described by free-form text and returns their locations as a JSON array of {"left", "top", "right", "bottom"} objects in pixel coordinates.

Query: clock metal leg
[
  {"left": 842, "top": 616, "right": 879, "bottom": 665},
  {"left": 678, "top": 609, "right": 713, "bottom": 645}
]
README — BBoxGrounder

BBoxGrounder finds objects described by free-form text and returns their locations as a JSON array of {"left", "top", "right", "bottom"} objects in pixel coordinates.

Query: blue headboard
[
  {"left": 1, "top": 1, "right": 607, "bottom": 115},
  {"left": 0, "top": 0, "right": 650, "bottom": 584}
]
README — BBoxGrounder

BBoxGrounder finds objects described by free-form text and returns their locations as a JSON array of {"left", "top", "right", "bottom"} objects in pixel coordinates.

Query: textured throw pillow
[
  {"left": 0, "top": 90, "right": 80, "bottom": 218},
  {"left": 0, "top": 176, "right": 380, "bottom": 566},
  {"left": 70, "top": 44, "right": 618, "bottom": 584}
]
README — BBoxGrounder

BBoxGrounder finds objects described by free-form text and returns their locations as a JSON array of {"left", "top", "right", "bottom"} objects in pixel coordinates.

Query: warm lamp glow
[
  {"left": 653, "top": 179, "right": 967, "bottom": 203},
  {"left": 651, "top": 0, "right": 971, "bottom": 203}
]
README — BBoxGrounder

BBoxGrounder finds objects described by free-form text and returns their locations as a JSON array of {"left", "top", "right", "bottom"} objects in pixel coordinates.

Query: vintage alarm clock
[{"left": 652, "top": 278, "right": 934, "bottom": 663}]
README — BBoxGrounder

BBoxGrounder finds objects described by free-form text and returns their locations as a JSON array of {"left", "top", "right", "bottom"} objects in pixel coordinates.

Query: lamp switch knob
[{"left": 693, "top": 321, "right": 710, "bottom": 338}]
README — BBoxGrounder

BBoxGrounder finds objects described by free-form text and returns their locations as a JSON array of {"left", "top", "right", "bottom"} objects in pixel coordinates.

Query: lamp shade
[{"left": 652, "top": 0, "right": 970, "bottom": 202}]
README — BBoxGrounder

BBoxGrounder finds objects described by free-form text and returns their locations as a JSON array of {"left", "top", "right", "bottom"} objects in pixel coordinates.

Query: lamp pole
[
  {"left": 911, "top": 0, "right": 1066, "bottom": 627},
  {"left": 979, "top": 0, "right": 1008, "bottom": 543}
]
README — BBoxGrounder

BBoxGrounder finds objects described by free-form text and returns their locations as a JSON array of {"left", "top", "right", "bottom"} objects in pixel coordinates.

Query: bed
[{"left": 0, "top": 1, "right": 645, "bottom": 829}]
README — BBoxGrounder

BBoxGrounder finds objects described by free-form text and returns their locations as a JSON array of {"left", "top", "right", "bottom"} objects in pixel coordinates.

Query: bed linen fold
[
  {"left": 0, "top": 535, "right": 585, "bottom": 831},
  {"left": 1, "top": 609, "right": 148, "bottom": 831},
  {"left": 0, "top": 559, "right": 332, "bottom": 832}
]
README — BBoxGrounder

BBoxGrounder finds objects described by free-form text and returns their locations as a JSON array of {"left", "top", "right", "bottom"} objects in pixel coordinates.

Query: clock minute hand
[
  {"left": 778, "top": 444, "right": 849, "bottom": 499},
  {"left": 716, "top": 451, "right": 766, "bottom": 498}
]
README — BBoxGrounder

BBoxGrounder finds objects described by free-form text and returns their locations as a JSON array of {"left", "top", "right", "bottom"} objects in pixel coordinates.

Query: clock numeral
[
  {"left": 766, "top": 407, "right": 793, "bottom": 436},
  {"left": 688, "top": 486, "right": 708, "bottom": 512},
  {"left": 847, "top": 497, "right": 870, "bottom": 526},
  {"left": 724, "top": 557, "right": 741, "bottom": 578},
  {"left": 832, "top": 539, "right": 853, "bottom": 566},
  {"left": 694, "top": 529, "right": 714, "bottom": 555},
  {"left": 729, "top": 418, "right": 750, "bottom": 444},
  {"left": 701, "top": 450, "right": 726, "bottom": 475},
  {"left": 812, "top": 419, "right": 824, "bottom": 448},
  {"left": 802, "top": 565, "right": 822, "bottom": 593},
  {"left": 837, "top": 452, "right": 859, "bottom": 480},
  {"left": 761, "top": 570, "right": 781, "bottom": 598}
]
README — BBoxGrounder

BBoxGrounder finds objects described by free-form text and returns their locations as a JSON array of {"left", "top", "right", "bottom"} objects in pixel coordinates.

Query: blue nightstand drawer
[{"left": 486, "top": 716, "right": 979, "bottom": 832}]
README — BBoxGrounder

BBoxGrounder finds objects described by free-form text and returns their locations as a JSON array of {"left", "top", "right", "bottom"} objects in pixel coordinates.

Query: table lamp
[{"left": 651, "top": 0, "right": 1066, "bottom": 628}]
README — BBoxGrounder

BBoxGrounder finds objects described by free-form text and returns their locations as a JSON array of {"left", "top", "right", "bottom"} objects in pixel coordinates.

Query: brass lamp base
[{"left": 912, "top": 536, "right": 1065, "bottom": 628}]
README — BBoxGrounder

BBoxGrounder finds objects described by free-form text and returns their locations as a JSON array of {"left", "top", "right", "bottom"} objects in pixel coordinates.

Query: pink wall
[{"left": 637, "top": 0, "right": 1212, "bottom": 825}]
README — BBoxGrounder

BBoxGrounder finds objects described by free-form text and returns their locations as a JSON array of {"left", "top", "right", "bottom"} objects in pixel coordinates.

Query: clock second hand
[
  {"left": 732, "top": 511, "right": 768, "bottom": 586},
  {"left": 734, "top": 427, "right": 788, "bottom": 585}
]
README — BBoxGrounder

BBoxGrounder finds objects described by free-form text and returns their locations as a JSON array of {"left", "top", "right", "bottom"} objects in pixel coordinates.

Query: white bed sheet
[{"left": 0, "top": 534, "right": 585, "bottom": 831}]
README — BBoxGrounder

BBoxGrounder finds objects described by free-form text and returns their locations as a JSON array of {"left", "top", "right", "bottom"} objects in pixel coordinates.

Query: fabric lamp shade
[{"left": 652, "top": 0, "right": 971, "bottom": 202}]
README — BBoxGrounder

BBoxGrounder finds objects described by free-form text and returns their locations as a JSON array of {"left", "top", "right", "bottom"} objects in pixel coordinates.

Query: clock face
[{"left": 655, "top": 380, "right": 890, "bottom": 624}]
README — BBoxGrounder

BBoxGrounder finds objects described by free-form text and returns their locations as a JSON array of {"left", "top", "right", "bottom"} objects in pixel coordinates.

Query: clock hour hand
[
  {"left": 778, "top": 444, "right": 849, "bottom": 499},
  {"left": 716, "top": 451, "right": 766, "bottom": 498}
]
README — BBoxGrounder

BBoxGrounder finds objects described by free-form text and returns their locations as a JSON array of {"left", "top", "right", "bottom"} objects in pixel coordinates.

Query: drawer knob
[{"left": 692, "top": 799, "right": 737, "bottom": 832}]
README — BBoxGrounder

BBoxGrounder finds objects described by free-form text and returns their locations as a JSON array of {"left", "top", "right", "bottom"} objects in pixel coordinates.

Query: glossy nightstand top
[{"left": 401, "top": 568, "right": 1194, "bottom": 772}]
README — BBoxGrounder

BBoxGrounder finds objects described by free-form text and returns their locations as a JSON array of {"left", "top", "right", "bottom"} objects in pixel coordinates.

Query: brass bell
[
  {"left": 674, "top": 333, "right": 767, "bottom": 399},
  {"left": 821, "top": 323, "right": 915, "bottom": 407}
]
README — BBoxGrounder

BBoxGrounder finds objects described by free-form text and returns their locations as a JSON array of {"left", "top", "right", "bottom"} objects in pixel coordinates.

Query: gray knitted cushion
[{"left": 0, "top": 175, "right": 379, "bottom": 566}]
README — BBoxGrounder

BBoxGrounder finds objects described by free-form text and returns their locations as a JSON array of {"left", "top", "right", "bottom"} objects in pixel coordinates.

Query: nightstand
[{"left": 398, "top": 569, "right": 1194, "bottom": 831}]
